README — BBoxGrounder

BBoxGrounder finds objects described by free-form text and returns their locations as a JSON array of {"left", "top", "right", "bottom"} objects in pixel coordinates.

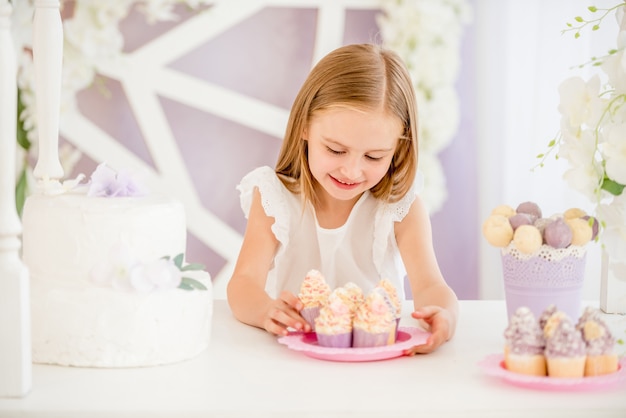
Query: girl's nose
[{"left": 340, "top": 155, "right": 362, "bottom": 180}]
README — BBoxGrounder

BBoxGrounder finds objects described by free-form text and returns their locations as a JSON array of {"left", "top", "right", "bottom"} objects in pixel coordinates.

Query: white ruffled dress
[{"left": 237, "top": 166, "right": 422, "bottom": 299}]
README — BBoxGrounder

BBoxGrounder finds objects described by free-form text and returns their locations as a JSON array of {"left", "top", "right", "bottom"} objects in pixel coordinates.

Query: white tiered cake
[
  {"left": 20, "top": 1, "right": 212, "bottom": 368},
  {"left": 22, "top": 183, "right": 213, "bottom": 368}
]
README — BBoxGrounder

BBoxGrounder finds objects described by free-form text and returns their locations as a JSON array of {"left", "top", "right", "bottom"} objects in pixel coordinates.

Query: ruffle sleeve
[
  {"left": 372, "top": 171, "right": 424, "bottom": 274},
  {"left": 236, "top": 166, "right": 291, "bottom": 248}
]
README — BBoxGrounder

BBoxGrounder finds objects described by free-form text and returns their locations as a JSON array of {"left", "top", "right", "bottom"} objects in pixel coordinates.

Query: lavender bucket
[{"left": 501, "top": 244, "right": 587, "bottom": 321}]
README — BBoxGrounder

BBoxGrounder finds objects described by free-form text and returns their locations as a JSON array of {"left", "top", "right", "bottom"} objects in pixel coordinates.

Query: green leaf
[
  {"left": 575, "top": 32, "right": 581, "bottom": 39},
  {"left": 588, "top": 6, "right": 597, "bottom": 12},
  {"left": 181, "top": 262, "right": 205, "bottom": 271},
  {"left": 536, "top": 153, "right": 544, "bottom": 159},
  {"left": 172, "top": 253, "right": 184, "bottom": 269},
  {"left": 575, "top": 16, "right": 584, "bottom": 22},
  {"left": 16, "top": 90, "right": 31, "bottom": 151},
  {"left": 15, "top": 168, "right": 28, "bottom": 217},
  {"left": 592, "top": 24, "right": 600, "bottom": 31},
  {"left": 548, "top": 139, "right": 556, "bottom": 147},
  {"left": 601, "top": 177, "right": 625, "bottom": 196},
  {"left": 179, "top": 276, "right": 207, "bottom": 291},
  {"left": 178, "top": 282, "right": 194, "bottom": 291}
]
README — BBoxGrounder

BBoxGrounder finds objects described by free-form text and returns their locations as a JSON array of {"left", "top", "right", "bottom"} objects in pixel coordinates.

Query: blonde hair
[{"left": 275, "top": 43, "right": 419, "bottom": 206}]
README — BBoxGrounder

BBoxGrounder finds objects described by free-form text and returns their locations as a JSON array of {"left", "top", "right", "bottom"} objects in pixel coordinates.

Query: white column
[
  {"left": 32, "top": 0, "right": 64, "bottom": 181},
  {"left": 0, "top": 0, "right": 32, "bottom": 398}
]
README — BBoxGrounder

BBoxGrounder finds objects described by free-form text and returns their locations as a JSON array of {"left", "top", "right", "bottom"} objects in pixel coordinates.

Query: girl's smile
[{"left": 329, "top": 175, "right": 361, "bottom": 190}]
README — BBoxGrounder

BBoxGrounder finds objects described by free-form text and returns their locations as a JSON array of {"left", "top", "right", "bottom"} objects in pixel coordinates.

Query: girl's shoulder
[
  {"left": 380, "top": 170, "right": 424, "bottom": 222},
  {"left": 237, "top": 165, "right": 293, "bottom": 217},
  {"left": 237, "top": 166, "right": 295, "bottom": 246}
]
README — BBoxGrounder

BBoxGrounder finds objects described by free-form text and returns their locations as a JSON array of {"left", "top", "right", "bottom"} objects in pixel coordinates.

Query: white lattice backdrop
[{"left": 59, "top": 1, "right": 383, "bottom": 299}]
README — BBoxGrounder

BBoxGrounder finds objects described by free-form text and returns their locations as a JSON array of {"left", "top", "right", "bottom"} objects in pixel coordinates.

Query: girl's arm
[
  {"left": 395, "top": 195, "right": 459, "bottom": 354},
  {"left": 227, "top": 188, "right": 310, "bottom": 336}
]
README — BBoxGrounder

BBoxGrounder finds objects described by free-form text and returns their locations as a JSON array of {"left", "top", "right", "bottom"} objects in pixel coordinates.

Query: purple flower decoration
[{"left": 87, "top": 163, "right": 147, "bottom": 197}]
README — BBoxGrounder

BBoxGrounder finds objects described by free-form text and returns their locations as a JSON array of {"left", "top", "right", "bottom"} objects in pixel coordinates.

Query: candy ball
[
  {"left": 534, "top": 217, "right": 554, "bottom": 236},
  {"left": 482, "top": 214, "right": 514, "bottom": 247},
  {"left": 543, "top": 218, "right": 572, "bottom": 248},
  {"left": 582, "top": 215, "right": 599, "bottom": 240},
  {"left": 516, "top": 201, "right": 542, "bottom": 223},
  {"left": 565, "top": 217, "right": 593, "bottom": 246},
  {"left": 509, "top": 213, "right": 533, "bottom": 231},
  {"left": 491, "top": 204, "right": 516, "bottom": 218},
  {"left": 513, "top": 224, "right": 543, "bottom": 254},
  {"left": 564, "top": 208, "right": 587, "bottom": 220}
]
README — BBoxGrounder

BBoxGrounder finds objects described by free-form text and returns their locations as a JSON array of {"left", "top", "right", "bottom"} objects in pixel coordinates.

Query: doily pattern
[{"left": 501, "top": 250, "right": 586, "bottom": 289}]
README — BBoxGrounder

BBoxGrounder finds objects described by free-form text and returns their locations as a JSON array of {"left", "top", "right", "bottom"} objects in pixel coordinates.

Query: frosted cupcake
[
  {"left": 298, "top": 269, "right": 331, "bottom": 331},
  {"left": 352, "top": 291, "right": 396, "bottom": 347},
  {"left": 538, "top": 304, "right": 558, "bottom": 332},
  {"left": 375, "top": 279, "right": 402, "bottom": 329},
  {"left": 338, "top": 282, "right": 365, "bottom": 315},
  {"left": 577, "top": 310, "right": 618, "bottom": 376},
  {"left": 544, "top": 316, "right": 586, "bottom": 378},
  {"left": 503, "top": 307, "right": 546, "bottom": 376},
  {"left": 314, "top": 290, "right": 353, "bottom": 348}
]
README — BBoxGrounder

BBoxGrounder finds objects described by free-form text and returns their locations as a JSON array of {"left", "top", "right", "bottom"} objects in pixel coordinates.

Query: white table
[{"left": 0, "top": 300, "right": 625, "bottom": 417}]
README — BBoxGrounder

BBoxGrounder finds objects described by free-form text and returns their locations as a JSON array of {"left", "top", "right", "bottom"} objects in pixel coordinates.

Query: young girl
[{"left": 227, "top": 43, "right": 458, "bottom": 355}]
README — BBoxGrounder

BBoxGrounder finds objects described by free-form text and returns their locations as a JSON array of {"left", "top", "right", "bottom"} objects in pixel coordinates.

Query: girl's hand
[
  {"left": 262, "top": 290, "right": 311, "bottom": 336},
  {"left": 403, "top": 306, "right": 454, "bottom": 355}
]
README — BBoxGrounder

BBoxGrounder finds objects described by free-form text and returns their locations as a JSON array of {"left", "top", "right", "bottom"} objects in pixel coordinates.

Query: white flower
[
  {"left": 90, "top": 242, "right": 138, "bottom": 290},
  {"left": 129, "top": 259, "right": 182, "bottom": 293},
  {"left": 602, "top": 121, "right": 626, "bottom": 185},
  {"left": 557, "top": 76, "right": 605, "bottom": 132},
  {"left": 547, "top": 4, "right": 626, "bottom": 281},
  {"left": 90, "top": 243, "right": 184, "bottom": 293}
]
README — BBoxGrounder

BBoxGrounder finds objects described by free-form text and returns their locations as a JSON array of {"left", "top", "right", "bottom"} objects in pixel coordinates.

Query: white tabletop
[{"left": 0, "top": 300, "right": 625, "bottom": 418}]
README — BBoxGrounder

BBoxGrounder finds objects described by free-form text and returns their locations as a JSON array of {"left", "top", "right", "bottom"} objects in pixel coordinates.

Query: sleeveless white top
[{"left": 237, "top": 166, "right": 423, "bottom": 299}]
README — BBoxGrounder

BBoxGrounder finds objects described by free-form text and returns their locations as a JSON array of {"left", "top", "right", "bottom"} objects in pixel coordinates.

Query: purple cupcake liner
[
  {"left": 300, "top": 306, "right": 321, "bottom": 331},
  {"left": 352, "top": 327, "right": 394, "bottom": 347},
  {"left": 316, "top": 332, "right": 352, "bottom": 348}
]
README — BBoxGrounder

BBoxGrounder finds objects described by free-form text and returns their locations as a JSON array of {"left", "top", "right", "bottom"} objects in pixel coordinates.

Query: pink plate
[
  {"left": 478, "top": 353, "right": 626, "bottom": 391},
  {"left": 277, "top": 326, "right": 430, "bottom": 362}
]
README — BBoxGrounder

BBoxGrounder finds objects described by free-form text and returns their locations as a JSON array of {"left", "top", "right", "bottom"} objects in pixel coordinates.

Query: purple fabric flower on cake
[{"left": 87, "top": 163, "right": 147, "bottom": 197}]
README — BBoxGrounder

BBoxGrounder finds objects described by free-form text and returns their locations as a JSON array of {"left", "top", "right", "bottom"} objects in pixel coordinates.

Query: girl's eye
[
  {"left": 326, "top": 147, "right": 344, "bottom": 155},
  {"left": 365, "top": 155, "right": 383, "bottom": 161}
]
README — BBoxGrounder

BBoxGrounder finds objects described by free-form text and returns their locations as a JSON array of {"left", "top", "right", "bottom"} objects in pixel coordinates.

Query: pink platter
[
  {"left": 478, "top": 353, "right": 626, "bottom": 391},
  {"left": 278, "top": 326, "right": 430, "bottom": 362}
]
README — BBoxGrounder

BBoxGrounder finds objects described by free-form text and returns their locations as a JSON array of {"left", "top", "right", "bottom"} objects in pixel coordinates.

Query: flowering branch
[
  {"left": 538, "top": 3, "right": 626, "bottom": 280},
  {"left": 563, "top": 3, "right": 626, "bottom": 38}
]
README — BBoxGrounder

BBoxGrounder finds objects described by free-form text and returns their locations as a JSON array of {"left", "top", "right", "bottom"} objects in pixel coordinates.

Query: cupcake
[
  {"left": 297, "top": 269, "right": 331, "bottom": 331},
  {"left": 314, "top": 289, "right": 353, "bottom": 348},
  {"left": 338, "top": 282, "right": 365, "bottom": 315},
  {"left": 544, "top": 316, "right": 587, "bottom": 378},
  {"left": 375, "top": 279, "right": 402, "bottom": 329},
  {"left": 503, "top": 307, "right": 546, "bottom": 376},
  {"left": 577, "top": 309, "right": 618, "bottom": 376},
  {"left": 352, "top": 291, "right": 396, "bottom": 347},
  {"left": 542, "top": 310, "right": 569, "bottom": 339},
  {"left": 538, "top": 304, "right": 558, "bottom": 332}
]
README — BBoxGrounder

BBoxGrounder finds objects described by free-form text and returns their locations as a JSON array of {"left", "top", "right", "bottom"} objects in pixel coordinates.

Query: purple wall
[{"left": 69, "top": 5, "right": 479, "bottom": 299}]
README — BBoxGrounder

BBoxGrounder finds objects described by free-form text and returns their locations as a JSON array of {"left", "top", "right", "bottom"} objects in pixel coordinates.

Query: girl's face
[{"left": 304, "top": 106, "right": 402, "bottom": 204}]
